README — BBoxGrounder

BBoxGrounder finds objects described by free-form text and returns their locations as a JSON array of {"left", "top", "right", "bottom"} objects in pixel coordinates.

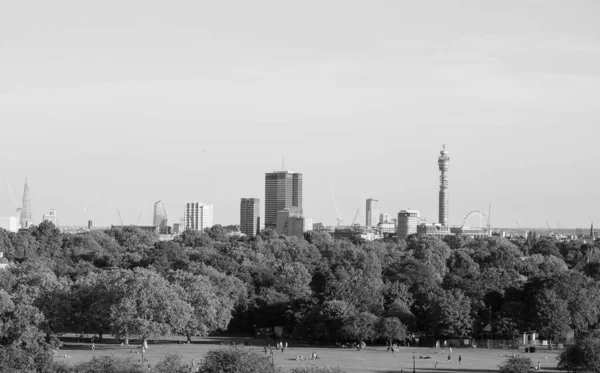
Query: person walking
[
  {"left": 447, "top": 354, "right": 452, "bottom": 364},
  {"left": 91, "top": 342, "right": 95, "bottom": 351},
  {"left": 458, "top": 355, "right": 462, "bottom": 364}
]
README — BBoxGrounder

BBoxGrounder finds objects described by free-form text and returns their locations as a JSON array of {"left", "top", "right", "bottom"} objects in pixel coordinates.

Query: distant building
[
  {"left": 380, "top": 213, "right": 391, "bottom": 224},
  {"left": 265, "top": 171, "right": 302, "bottom": 229},
  {"left": 172, "top": 223, "right": 182, "bottom": 234},
  {"left": 42, "top": 209, "right": 58, "bottom": 226},
  {"left": 184, "top": 203, "right": 213, "bottom": 231},
  {"left": 450, "top": 226, "right": 490, "bottom": 238},
  {"left": 397, "top": 210, "right": 420, "bottom": 239},
  {"left": 240, "top": 198, "right": 260, "bottom": 237},
  {"left": 365, "top": 198, "right": 379, "bottom": 227},
  {"left": 0, "top": 217, "right": 19, "bottom": 232},
  {"left": 377, "top": 222, "right": 396, "bottom": 234},
  {"left": 437, "top": 145, "right": 450, "bottom": 226},
  {"left": 275, "top": 207, "right": 312, "bottom": 238},
  {"left": 0, "top": 252, "right": 8, "bottom": 270},
  {"left": 417, "top": 223, "right": 452, "bottom": 238},
  {"left": 153, "top": 201, "right": 169, "bottom": 233}
]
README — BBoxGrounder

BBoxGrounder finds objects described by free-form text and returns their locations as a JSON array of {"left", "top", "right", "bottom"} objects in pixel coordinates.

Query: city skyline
[{"left": 1, "top": 1, "right": 599, "bottom": 228}]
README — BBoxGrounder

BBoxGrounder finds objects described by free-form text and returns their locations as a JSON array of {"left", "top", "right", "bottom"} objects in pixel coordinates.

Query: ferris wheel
[{"left": 462, "top": 210, "right": 490, "bottom": 228}]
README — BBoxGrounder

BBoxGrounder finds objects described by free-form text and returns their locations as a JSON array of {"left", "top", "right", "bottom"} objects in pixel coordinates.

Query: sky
[{"left": 1, "top": 0, "right": 599, "bottom": 229}]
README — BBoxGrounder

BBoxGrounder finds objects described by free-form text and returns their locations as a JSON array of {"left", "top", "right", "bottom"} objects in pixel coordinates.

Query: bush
[
  {"left": 198, "top": 344, "right": 279, "bottom": 373},
  {"left": 558, "top": 336, "right": 600, "bottom": 372},
  {"left": 289, "top": 367, "right": 346, "bottom": 373},
  {"left": 154, "top": 353, "right": 190, "bottom": 373},
  {"left": 70, "top": 356, "right": 144, "bottom": 373},
  {"left": 498, "top": 355, "right": 533, "bottom": 373}
]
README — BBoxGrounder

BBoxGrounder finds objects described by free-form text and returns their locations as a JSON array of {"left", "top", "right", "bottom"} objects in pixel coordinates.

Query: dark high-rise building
[
  {"left": 265, "top": 171, "right": 302, "bottom": 229},
  {"left": 438, "top": 145, "right": 450, "bottom": 226},
  {"left": 240, "top": 198, "right": 260, "bottom": 237}
]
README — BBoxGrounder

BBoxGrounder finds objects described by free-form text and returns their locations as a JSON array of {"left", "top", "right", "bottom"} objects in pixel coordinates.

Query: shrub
[
  {"left": 198, "top": 344, "right": 279, "bottom": 373},
  {"left": 498, "top": 355, "right": 533, "bottom": 373},
  {"left": 558, "top": 336, "right": 600, "bottom": 372},
  {"left": 289, "top": 367, "right": 346, "bottom": 373},
  {"left": 70, "top": 356, "right": 144, "bottom": 373},
  {"left": 154, "top": 353, "right": 190, "bottom": 373}
]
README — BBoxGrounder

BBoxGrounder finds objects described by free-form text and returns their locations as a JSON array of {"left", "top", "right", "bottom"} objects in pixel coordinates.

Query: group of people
[
  {"left": 295, "top": 352, "right": 319, "bottom": 361},
  {"left": 264, "top": 341, "right": 289, "bottom": 355}
]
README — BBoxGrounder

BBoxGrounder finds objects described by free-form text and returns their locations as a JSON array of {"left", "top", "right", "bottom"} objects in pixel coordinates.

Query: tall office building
[
  {"left": 438, "top": 145, "right": 450, "bottom": 226},
  {"left": 20, "top": 178, "right": 33, "bottom": 229},
  {"left": 365, "top": 198, "right": 379, "bottom": 227},
  {"left": 397, "top": 210, "right": 420, "bottom": 239},
  {"left": 265, "top": 171, "right": 302, "bottom": 229},
  {"left": 184, "top": 202, "right": 213, "bottom": 231},
  {"left": 240, "top": 198, "right": 260, "bottom": 237},
  {"left": 153, "top": 200, "right": 168, "bottom": 228}
]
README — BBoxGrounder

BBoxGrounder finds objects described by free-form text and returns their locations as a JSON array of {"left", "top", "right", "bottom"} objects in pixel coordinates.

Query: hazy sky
[{"left": 1, "top": 0, "right": 599, "bottom": 228}]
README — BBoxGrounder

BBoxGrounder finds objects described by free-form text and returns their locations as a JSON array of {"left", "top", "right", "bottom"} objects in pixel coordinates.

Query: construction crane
[
  {"left": 116, "top": 209, "right": 124, "bottom": 226},
  {"left": 6, "top": 181, "right": 22, "bottom": 224},
  {"left": 351, "top": 209, "right": 360, "bottom": 225},
  {"left": 136, "top": 213, "right": 143, "bottom": 225},
  {"left": 546, "top": 221, "right": 551, "bottom": 230},
  {"left": 515, "top": 220, "right": 521, "bottom": 229},
  {"left": 329, "top": 186, "right": 344, "bottom": 226}
]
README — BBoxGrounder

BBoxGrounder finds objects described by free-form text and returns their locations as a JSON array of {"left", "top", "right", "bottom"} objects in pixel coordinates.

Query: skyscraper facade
[
  {"left": 20, "top": 178, "right": 33, "bottom": 229},
  {"left": 184, "top": 202, "right": 213, "bottom": 231},
  {"left": 240, "top": 198, "right": 260, "bottom": 237},
  {"left": 365, "top": 198, "right": 379, "bottom": 227},
  {"left": 397, "top": 210, "right": 420, "bottom": 239},
  {"left": 153, "top": 200, "right": 168, "bottom": 228},
  {"left": 264, "top": 171, "right": 302, "bottom": 229},
  {"left": 438, "top": 145, "right": 450, "bottom": 226}
]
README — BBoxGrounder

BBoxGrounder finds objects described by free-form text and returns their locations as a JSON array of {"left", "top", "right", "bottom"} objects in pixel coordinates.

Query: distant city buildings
[
  {"left": 184, "top": 202, "right": 213, "bottom": 231},
  {"left": 42, "top": 209, "right": 58, "bottom": 226},
  {"left": 365, "top": 198, "right": 379, "bottom": 227},
  {"left": 380, "top": 213, "right": 390, "bottom": 224},
  {"left": 153, "top": 201, "right": 168, "bottom": 233},
  {"left": 417, "top": 223, "right": 452, "bottom": 238},
  {"left": 397, "top": 210, "right": 420, "bottom": 239},
  {"left": 265, "top": 171, "right": 302, "bottom": 229},
  {"left": 240, "top": 198, "right": 260, "bottom": 237}
]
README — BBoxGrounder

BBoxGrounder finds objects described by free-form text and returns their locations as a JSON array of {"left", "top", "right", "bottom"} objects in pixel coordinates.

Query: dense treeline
[{"left": 1, "top": 221, "right": 600, "bottom": 371}]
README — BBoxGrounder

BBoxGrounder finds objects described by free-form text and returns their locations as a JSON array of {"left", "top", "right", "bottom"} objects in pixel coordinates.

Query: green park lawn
[{"left": 55, "top": 335, "right": 560, "bottom": 373}]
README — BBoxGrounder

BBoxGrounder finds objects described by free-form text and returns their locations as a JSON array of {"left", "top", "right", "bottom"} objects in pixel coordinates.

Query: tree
[
  {"left": 377, "top": 317, "right": 407, "bottom": 346},
  {"left": 498, "top": 355, "right": 533, "bottom": 373},
  {"left": 532, "top": 288, "right": 571, "bottom": 344},
  {"left": 198, "top": 344, "right": 278, "bottom": 373},
  {"left": 167, "top": 270, "right": 236, "bottom": 341},
  {"left": 341, "top": 312, "right": 378, "bottom": 343},
  {"left": 0, "top": 290, "right": 58, "bottom": 373},
  {"left": 428, "top": 289, "right": 473, "bottom": 338},
  {"left": 108, "top": 268, "right": 193, "bottom": 345},
  {"left": 558, "top": 336, "right": 600, "bottom": 373}
]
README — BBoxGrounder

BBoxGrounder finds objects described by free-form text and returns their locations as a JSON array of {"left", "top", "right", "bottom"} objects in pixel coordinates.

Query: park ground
[{"left": 55, "top": 335, "right": 561, "bottom": 373}]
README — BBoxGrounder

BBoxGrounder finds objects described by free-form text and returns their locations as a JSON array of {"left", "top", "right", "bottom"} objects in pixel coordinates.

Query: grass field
[{"left": 55, "top": 335, "right": 561, "bottom": 372}]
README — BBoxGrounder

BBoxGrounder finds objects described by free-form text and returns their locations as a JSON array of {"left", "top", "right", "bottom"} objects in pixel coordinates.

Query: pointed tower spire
[{"left": 20, "top": 178, "right": 32, "bottom": 229}]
